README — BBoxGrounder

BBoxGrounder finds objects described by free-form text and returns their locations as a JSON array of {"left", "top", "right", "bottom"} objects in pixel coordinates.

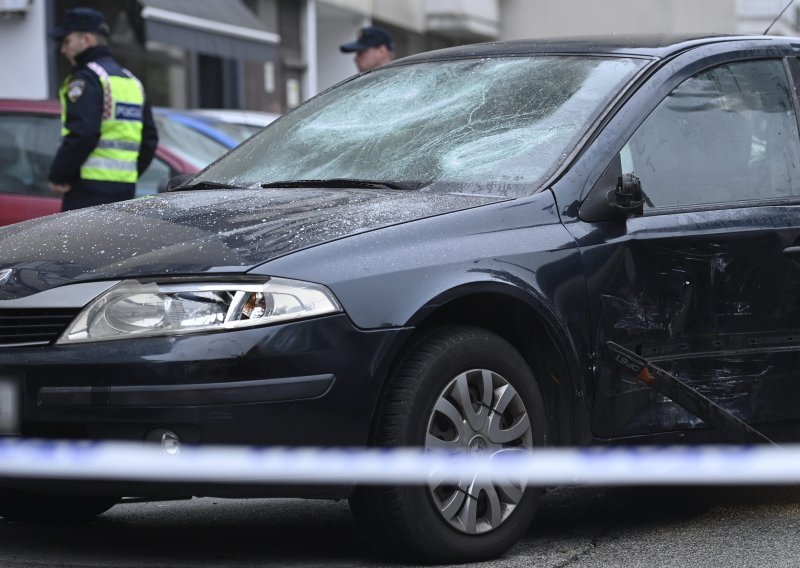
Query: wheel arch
[{"left": 375, "top": 283, "right": 587, "bottom": 447}]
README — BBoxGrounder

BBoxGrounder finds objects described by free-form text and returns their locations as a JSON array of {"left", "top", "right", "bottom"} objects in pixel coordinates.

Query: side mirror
[
  {"left": 611, "top": 173, "right": 644, "bottom": 217},
  {"left": 164, "top": 173, "right": 194, "bottom": 192},
  {"left": 579, "top": 154, "right": 644, "bottom": 222}
]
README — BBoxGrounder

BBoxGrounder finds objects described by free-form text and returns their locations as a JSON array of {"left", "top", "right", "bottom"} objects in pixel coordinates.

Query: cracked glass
[{"left": 195, "top": 55, "right": 644, "bottom": 197}]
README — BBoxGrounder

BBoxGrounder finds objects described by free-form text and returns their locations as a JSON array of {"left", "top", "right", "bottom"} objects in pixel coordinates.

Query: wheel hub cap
[
  {"left": 468, "top": 435, "right": 488, "bottom": 453},
  {"left": 425, "top": 368, "right": 533, "bottom": 535}
]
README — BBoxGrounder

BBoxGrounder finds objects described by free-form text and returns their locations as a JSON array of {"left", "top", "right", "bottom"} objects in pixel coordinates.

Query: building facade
[
  {"left": 736, "top": 0, "right": 800, "bottom": 35},
  {"left": 0, "top": 0, "right": 499, "bottom": 110},
  {"left": 500, "top": 0, "right": 736, "bottom": 39},
  {"left": 0, "top": 0, "right": 795, "bottom": 112}
]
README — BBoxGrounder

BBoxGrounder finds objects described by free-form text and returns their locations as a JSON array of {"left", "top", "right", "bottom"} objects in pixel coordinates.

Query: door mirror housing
[
  {"left": 579, "top": 154, "right": 644, "bottom": 222},
  {"left": 613, "top": 173, "right": 644, "bottom": 217}
]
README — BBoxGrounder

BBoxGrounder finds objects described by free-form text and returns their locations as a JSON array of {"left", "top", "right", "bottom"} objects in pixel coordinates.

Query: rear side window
[
  {"left": 0, "top": 113, "right": 170, "bottom": 199},
  {"left": 0, "top": 114, "right": 60, "bottom": 197},
  {"left": 620, "top": 59, "right": 800, "bottom": 209}
]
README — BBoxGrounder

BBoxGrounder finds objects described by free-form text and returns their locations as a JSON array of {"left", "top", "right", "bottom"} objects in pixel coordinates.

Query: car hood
[{"left": 0, "top": 187, "right": 506, "bottom": 299}]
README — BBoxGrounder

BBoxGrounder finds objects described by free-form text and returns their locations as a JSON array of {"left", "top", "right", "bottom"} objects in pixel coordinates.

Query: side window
[
  {"left": 0, "top": 114, "right": 60, "bottom": 197},
  {"left": 620, "top": 59, "right": 800, "bottom": 210}
]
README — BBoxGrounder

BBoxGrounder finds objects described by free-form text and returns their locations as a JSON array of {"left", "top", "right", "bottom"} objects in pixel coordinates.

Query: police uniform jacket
[{"left": 49, "top": 45, "right": 158, "bottom": 209}]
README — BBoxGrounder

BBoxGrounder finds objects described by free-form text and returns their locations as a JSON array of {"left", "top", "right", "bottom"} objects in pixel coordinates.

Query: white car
[{"left": 188, "top": 109, "right": 281, "bottom": 142}]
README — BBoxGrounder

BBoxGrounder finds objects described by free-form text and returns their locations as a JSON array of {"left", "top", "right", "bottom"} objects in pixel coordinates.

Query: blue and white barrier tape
[{"left": 0, "top": 439, "right": 799, "bottom": 485}]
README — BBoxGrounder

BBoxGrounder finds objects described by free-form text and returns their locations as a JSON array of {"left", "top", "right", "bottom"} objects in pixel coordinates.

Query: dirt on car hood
[{"left": 0, "top": 187, "right": 506, "bottom": 299}]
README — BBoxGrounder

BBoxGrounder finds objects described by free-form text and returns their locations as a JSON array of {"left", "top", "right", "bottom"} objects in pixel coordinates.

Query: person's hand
[{"left": 49, "top": 181, "right": 71, "bottom": 194}]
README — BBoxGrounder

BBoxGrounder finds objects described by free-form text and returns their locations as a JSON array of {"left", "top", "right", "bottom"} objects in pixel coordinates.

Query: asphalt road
[{"left": 1, "top": 485, "right": 799, "bottom": 567}]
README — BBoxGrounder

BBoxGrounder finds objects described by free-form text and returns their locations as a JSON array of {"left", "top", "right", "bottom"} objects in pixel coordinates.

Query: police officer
[{"left": 48, "top": 7, "right": 158, "bottom": 211}]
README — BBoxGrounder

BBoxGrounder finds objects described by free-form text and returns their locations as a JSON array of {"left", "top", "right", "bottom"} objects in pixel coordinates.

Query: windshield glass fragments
[
  {"left": 170, "top": 181, "right": 244, "bottom": 192},
  {"left": 194, "top": 55, "right": 644, "bottom": 198},
  {"left": 260, "top": 179, "right": 416, "bottom": 191}
]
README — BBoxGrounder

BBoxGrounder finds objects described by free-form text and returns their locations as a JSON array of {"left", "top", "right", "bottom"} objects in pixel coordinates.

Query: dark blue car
[{"left": 1, "top": 35, "right": 800, "bottom": 563}]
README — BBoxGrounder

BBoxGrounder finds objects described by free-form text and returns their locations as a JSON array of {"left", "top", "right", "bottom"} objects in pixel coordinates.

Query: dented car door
[{"left": 585, "top": 57, "right": 800, "bottom": 439}]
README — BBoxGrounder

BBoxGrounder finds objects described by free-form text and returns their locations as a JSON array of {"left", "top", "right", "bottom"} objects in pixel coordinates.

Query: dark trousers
[{"left": 61, "top": 182, "right": 136, "bottom": 212}]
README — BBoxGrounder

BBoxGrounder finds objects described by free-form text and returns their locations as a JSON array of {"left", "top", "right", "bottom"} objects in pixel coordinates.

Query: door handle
[{"left": 783, "top": 245, "right": 800, "bottom": 256}]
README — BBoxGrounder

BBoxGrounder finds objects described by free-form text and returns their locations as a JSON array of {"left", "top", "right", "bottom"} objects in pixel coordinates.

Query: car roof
[{"left": 393, "top": 34, "right": 799, "bottom": 64}]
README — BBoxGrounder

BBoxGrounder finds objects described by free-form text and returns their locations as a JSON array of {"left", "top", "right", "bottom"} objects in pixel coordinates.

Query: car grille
[{"left": 0, "top": 308, "right": 82, "bottom": 346}]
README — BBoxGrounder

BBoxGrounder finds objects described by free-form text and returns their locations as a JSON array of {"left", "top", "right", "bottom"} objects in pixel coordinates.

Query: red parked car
[{"left": 0, "top": 99, "right": 198, "bottom": 227}]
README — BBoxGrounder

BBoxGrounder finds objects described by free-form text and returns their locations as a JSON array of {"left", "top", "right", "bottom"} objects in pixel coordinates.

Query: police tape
[{"left": 0, "top": 439, "right": 799, "bottom": 485}]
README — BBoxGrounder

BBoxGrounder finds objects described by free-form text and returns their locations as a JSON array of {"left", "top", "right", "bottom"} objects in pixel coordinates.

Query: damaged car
[{"left": 1, "top": 34, "right": 800, "bottom": 563}]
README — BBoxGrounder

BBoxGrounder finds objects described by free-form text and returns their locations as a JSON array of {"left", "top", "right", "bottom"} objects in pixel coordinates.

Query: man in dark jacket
[{"left": 48, "top": 7, "right": 158, "bottom": 211}]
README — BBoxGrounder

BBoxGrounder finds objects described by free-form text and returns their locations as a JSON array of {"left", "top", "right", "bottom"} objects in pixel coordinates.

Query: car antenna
[{"left": 764, "top": 0, "right": 795, "bottom": 34}]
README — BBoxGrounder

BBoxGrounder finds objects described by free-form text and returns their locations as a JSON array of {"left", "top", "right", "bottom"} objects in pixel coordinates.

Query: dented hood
[{"left": 0, "top": 187, "right": 504, "bottom": 299}]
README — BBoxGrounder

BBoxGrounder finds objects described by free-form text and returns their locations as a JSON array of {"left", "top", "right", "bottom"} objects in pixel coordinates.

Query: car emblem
[{"left": 0, "top": 269, "right": 12, "bottom": 285}]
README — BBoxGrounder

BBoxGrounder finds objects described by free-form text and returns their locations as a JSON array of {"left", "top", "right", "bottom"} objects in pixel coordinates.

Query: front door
[{"left": 583, "top": 58, "right": 800, "bottom": 440}]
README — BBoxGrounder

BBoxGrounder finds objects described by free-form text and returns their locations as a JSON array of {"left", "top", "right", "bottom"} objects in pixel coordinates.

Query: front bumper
[{"left": 0, "top": 314, "right": 409, "bottom": 447}]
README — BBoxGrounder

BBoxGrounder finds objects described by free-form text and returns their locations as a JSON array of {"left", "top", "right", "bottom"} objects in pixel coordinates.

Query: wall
[
  {"left": 315, "top": 1, "right": 369, "bottom": 93},
  {"left": 736, "top": 0, "right": 799, "bottom": 34},
  {"left": 425, "top": 0, "right": 500, "bottom": 39},
  {"left": 374, "top": 0, "right": 426, "bottom": 32},
  {"left": 315, "top": 0, "right": 371, "bottom": 16},
  {"left": 0, "top": 0, "right": 49, "bottom": 99},
  {"left": 500, "top": 0, "right": 737, "bottom": 39}
]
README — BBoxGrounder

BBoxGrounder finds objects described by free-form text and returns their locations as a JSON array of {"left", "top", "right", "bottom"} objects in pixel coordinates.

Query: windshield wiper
[
  {"left": 260, "top": 179, "right": 416, "bottom": 191},
  {"left": 169, "top": 181, "right": 244, "bottom": 192}
]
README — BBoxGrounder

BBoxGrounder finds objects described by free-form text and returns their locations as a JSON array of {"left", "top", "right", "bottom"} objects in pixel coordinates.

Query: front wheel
[{"left": 351, "top": 325, "right": 547, "bottom": 563}]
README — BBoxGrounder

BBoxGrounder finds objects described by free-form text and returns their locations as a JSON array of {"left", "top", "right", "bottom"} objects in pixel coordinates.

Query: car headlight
[{"left": 56, "top": 278, "right": 342, "bottom": 344}]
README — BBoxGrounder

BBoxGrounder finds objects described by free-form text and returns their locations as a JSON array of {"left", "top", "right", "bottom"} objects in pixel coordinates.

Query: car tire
[
  {"left": 350, "top": 325, "right": 547, "bottom": 563},
  {"left": 0, "top": 489, "right": 118, "bottom": 522}
]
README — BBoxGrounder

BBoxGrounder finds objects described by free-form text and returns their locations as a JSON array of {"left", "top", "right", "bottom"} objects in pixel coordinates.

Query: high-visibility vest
[{"left": 59, "top": 61, "right": 145, "bottom": 183}]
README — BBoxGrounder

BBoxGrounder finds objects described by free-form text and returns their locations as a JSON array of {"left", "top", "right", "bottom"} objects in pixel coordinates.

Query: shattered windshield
[{"left": 195, "top": 55, "right": 645, "bottom": 197}]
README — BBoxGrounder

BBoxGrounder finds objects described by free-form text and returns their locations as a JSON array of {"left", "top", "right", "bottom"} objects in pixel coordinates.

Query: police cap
[
  {"left": 339, "top": 26, "right": 394, "bottom": 53},
  {"left": 49, "top": 7, "right": 110, "bottom": 41}
]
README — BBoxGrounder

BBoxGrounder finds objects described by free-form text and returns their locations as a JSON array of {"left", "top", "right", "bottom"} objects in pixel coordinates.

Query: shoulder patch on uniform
[{"left": 67, "top": 80, "right": 86, "bottom": 103}]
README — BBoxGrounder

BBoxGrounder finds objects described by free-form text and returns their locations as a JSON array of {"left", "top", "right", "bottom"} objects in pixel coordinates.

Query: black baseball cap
[
  {"left": 339, "top": 26, "right": 394, "bottom": 53},
  {"left": 49, "top": 7, "right": 109, "bottom": 41}
]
